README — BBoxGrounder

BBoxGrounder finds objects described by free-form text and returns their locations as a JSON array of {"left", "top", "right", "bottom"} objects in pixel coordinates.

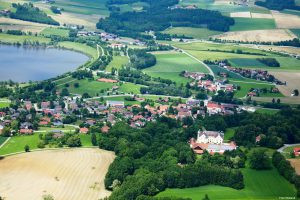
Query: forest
[
  {"left": 231, "top": 107, "right": 300, "bottom": 148},
  {"left": 10, "top": 3, "right": 59, "bottom": 25},
  {"left": 98, "top": 121, "right": 244, "bottom": 200},
  {"left": 97, "top": 0, "right": 234, "bottom": 38},
  {"left": 256, "top": 58, "right": 280, "bottom": 67},
  {"left": 255, "top": 0, "right": 299, "bottom": 11},
  {"left": 128, "top": 49, "right": 157, "bottom": 69}
]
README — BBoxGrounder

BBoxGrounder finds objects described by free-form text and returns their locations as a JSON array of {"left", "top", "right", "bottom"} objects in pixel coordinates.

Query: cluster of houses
[
  {"left": 189, "top": 130, "right": 237, "bottom": 154},
  {"left": 76, "top": 31, "right": 146, "bottom": 46},
  {"left": 0, "top": 92, "right": 255, "bottom": 136},
  {"left": 218, "top": 62, "right": 284, "bottom": 85},
  {"left": 183, "top": 71, "right": 235, "bottom": 93},
  {"left": 169, "top": 5, "right": 198, "bottom": 10}
]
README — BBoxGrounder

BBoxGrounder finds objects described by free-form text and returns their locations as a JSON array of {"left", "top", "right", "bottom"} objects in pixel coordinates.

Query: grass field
[
  {"left": 252, "top": 96, "right": 300, "bottom": 105},
  {"left": 0, "top": 136, "right": 8, "bottom": 146},
  {"left": 50, "top": 0, "right": 109, "bottom": 16},
  {"left": 229, "top": 58, "right": 267, "bottom": 68},
  {"left": 106, "top": 56, "right": 129, "bottom": 72},
  {"left": 255, "top": 108, "right": 280, "bottom": 115},
  {"left": 157, "top": 167, "right": 296, "bottom": 200},
  {"left": 230, "top": 80, "right": 281, "bottom": 98},
  {"left": 37, "top": 126, "right": 75, "bottom": 132},
  {"left": 230, "top": 18, "right": 276, "bottom": 31},
  {"left": 171, "top": 42, "right": 300, "bottom": 70},
  {"left": 59, "top": 79, "right": 114, "bottom": 96},
  {"left": 0, "top": 33, "right": 51, "bottom": 43},
  {"left": 162, "top": 27, "right": 222, "bottom": 39},
  {"left": 291, "top": 29, "right": 300, "bottom": 38},
  {"left": 224, "top": 128, "right": 235, "bottom": 141},
  {"left": 119, "top": 82, "right": 142, "bottom": 94},
  {"left": 79, "top": 134, "right": 93, "bottom": 146},
  {"left": 102, "top": 96, "right": 141, "bottom": 106},
  {"left": 0, "top": 101, "right": 10, "bottom": 108},
  {"left": 144, "top": 52, "right": 209, "bottom": 85},
  {"left": 0, "top": 134, "right": 40, "bottom": 156},
  {"left": 209, "top": 65, "right": 245, "bottom": 80},
  {"left": 58, "top": 41, "right": 98, "bottom": 60},
  {"left": 41, "top": 27, "right": 70, "bottom": 37}
]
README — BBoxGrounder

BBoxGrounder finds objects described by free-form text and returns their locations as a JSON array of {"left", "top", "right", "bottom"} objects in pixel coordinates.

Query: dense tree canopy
[
  {"left": 97, "top": 0, "right": 234, "bottom": 38},
  {"left": 10, "top": 3, "right": 59, "bottom": 25},
  {"left": 255, "top": 0, "right": 298, "bottom": 10},
  {"left": 99, "top": 121, "right": 244, "bottom": 199}
]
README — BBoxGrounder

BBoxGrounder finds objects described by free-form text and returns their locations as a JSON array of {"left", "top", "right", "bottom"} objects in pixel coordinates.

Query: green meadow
[
  {"left": 51, "top": 0, "right": 110, "bottom": 16},
  {"left": 230, "top": 18, "right": 276, "bottom": 32},
  {"left": 157, "top": 168, "right": 296, "bottom": 200},
  {"left": 230, "top": 80, "right": 282, "bottom": 98},
  {"left": 0, "top": 101, "right": 10, "bottom": 108},
  {"left": 0, "top": 33, "right": 51, "bottom": 43},
  {"left": 119, "top": 82, "right": 142, "bottom": 94},
  {"left": 224, "top": 128, "right": 235, "bottom": 141},
  {"left": 172, "top": 42, "right": 300, "bottom": 70},
  {"left": 41, "top": 27, "right": 70, "bottom": 37},
  {"left": 58, "top": 79, "right": 114, "bottom": 96},
  {"left": 143, "top": 52, "right": 209, "bottom": 85},
  {"left": 58, "top": 41, "right": 99, "bottom": 60},
  {"left": 0, "top": 134, "right": 40, "bottom": 156},
  {"left": 229, "top": 58, "right": 267, "bottom": 68},
  {"left": 106, "top": 56, "right": 129, "bottom": 72},
  {"left": 162, "top": 27, "right": 222, "bottom": 39},
  {"left": 291, "top": 29, "right": 300, "bottom": 38},
  {"left": 102, "top": 96, "right": 141, "bottom": 106}
]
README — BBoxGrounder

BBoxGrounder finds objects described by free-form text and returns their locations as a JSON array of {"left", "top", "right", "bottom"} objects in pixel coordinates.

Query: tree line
[{"left": 10, "top": 3, "right": 59, "bottom": 25}]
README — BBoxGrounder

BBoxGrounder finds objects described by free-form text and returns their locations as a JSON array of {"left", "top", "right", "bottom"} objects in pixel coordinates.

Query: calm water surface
[{"left": 0, "top": 45, "right": 89, "bottom": 82}]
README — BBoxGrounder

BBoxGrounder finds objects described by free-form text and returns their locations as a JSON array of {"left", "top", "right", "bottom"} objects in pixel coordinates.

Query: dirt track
[
  {"left": 0, "top": 148, "right": 115, "bottom": 200},
  {"left": 288, "top": 159, "right": 300, "bottom": 175},
  {"left": 270, "top": 71, "right": 300, "bottom": 96}
]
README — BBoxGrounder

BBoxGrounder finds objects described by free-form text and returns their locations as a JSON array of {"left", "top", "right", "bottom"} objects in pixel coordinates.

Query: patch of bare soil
[{"left": 0, "top": 148, "right": 115, "bottom": 200}]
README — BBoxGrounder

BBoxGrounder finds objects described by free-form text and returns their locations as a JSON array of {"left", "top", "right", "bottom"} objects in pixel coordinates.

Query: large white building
[{"left": 196, "top": 130, "right": 224, "bottom": 144}]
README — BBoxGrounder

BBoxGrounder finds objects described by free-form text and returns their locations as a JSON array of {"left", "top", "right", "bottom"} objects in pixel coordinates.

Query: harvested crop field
[
  {"left": 0, "top": 17, "right": 49, "bottom": 33},
  {"left": 270, "top": 71, "right": 300, "bottom": 96},
  {"left": 272, "top": 11, "right": 300, "bottom": 29},
  {"left": 230, "top": 11, "right": 251, "bottom": 18},
  {"left": 251, "top": 13, "right": 273, "bottom": 19},
  {"left": 0, "top": 148, "right": 115, "bottom": 200},
  {"left": 213, "top": 29, "right": 296, "bottom": 42},
  {"left": 288, "top": 159, "right": 300, "bottom": 175}
]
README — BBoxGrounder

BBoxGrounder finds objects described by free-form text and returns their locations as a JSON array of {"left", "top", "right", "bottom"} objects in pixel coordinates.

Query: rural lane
[
  {"left": 277, "top": 143, "right": 300, "bottom": 153},
  {"left": 171, "top": 45, "right": 215, "bottom": 77}
]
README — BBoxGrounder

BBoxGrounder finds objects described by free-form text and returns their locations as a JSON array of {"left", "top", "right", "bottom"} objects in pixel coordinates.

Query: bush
[
  {"left": 24, "top": 144, "right": 30, "bottom": 152},
  {"left": 248, "top": 149, "right": 271, "bottom": 170}
]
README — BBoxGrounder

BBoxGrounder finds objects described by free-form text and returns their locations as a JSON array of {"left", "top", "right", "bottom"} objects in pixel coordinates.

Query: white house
[{"left": 196, "top": 130, "right": 224, "bottom": 144}]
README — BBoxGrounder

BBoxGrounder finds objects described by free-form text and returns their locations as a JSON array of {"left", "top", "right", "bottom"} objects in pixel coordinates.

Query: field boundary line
[
  {"left": 0, "top": 137, "right": 10, "bottom": 149},
  {"left": 0, "top": 146, "right": 99, "bottom": 157},
  {"left": 230, "top": 80, "right": 275, "bottom": 85}
]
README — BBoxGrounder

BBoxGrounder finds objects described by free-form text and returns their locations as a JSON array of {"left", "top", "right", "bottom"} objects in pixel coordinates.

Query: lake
[{"left": 0, "top": 45, "right": 89, "bottom": 82}]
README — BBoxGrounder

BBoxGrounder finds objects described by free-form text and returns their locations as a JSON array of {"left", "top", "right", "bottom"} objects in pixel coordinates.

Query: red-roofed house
[
  {"left": 294, "top": 148, "right": 300, "bottom": 156},
  {"left": 19, "top": 129, "right": 33, "bottom": 135},
  {"left": 80, "top": 127, "right": 89, "bottom": 134},
  {"left": 101, "top": 125, "right": 110, "bottom": 133},
  {"left": 206, "top": 102, "right": 222, "bottom": 115}
]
